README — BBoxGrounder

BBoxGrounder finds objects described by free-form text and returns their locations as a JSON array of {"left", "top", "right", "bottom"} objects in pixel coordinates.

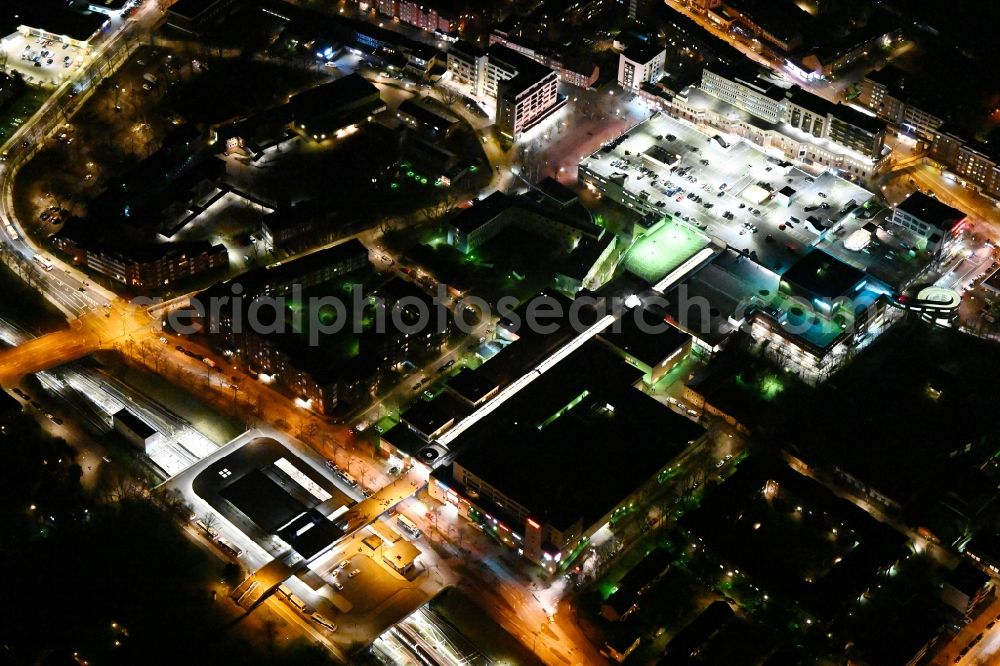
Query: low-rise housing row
[
  {"left": 54, "top": 220, "right": 229, "bottom": 289},
  {"left": 375, "top": 0, "right": 465, "bottom": 34}
]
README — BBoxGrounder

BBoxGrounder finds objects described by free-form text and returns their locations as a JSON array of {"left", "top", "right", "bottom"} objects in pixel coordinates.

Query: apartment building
[
  {"left": 930, "top": 130, "right": 1000, "bottom": 199},
  {"left": 375, "top": 0, "right": 461, "bottom": 33},
  {"left": 784, "top": 88, "right": 885, "bottom": 159},
  {"left": 489, "top": 29, "right": 599, "bottom": 89},
  {"left": 446, "top": 40, "right": 488, "bottom": 96},
  {"left": 496, "top": 65, "right": 561, "bottom": 140},
  {"left": 617, "top": 42, "right": 666, "bottom": 92},
  {"left": 857, "top": 66, "right": 944, "bottom": 142},
  {"left": 54, "top": 221, "right": 229, "bottom": 289},
  {"left": 448, "top": 42, "right": 564, "bottom": 140}
]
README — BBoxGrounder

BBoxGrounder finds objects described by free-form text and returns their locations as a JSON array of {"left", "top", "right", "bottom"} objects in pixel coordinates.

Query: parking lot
[
  {"left": 1, "top": 33, "right": 90, "bottom": 87},
  {"left": 580, "top": 114, "right": 884, "bottom": 276}
]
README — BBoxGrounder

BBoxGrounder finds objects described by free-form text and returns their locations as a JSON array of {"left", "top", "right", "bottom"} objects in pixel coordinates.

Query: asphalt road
[
  {"left": 933, "top": 595, "right": 1000, "bottom": 665},
  {"left": 0, "top": 299, "right": 153, "bottom": 384},
  {"left": 0, "top": 1, "right": 167, "bottom": 318}
]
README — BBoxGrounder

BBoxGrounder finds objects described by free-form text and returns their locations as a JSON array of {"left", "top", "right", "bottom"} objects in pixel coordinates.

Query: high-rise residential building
[
  {"left": 446, "top": 40, "right": 488, "bottom": 96},
  {"left": 496, "top": 69, "right": 561, "bottom": 140},
  {"left": 448, "top": 42, "right": 564, "bottom": 140},
  {"left": 617, "top": 42, "right": 666, "bottom": 92}
]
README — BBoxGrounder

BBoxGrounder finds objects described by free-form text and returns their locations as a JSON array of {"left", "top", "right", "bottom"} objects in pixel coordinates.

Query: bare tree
[
  {"left": 296, "top": 420, "right": 318, "bottom": 441},
  {"left": 438, "top": 85, "right": 460, "bottom": 106},
  {"left": 202, "top": 512, "right": 219, "bottom": 534}
]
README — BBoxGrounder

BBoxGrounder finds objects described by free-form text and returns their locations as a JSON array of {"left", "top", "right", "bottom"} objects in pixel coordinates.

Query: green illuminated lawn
[{"left": 623, "top": 218, "right": 709, "bottom": 283}]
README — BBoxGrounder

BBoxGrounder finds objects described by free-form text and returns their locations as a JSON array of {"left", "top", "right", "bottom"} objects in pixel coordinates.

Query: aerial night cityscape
[{"left": 1, "top": 1, "right": 1000, "bottom": 665}]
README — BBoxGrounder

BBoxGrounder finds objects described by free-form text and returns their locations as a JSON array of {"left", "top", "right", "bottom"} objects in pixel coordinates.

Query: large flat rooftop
[
  {"left": 192, "top": 437, "right": 354, "bottom": 559},
  {"left": 2, "top": 0, "right": 109, "bottom": 42},
  {"left": 895, "top": 191, "right": 966, "bottom": 231},
  {"left": 446, "top": 341, "right": 704, "bottom": 530},
  {"left": 579, "top": 114, "right": 921, "bottom": 287}
]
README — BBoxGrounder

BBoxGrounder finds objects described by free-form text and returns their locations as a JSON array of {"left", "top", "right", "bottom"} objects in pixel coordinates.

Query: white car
[{"left": 348, "top": 568, "right": 360, "bottom": 578}]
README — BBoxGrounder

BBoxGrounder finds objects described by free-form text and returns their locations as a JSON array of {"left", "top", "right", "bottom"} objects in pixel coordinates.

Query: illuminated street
[{"left": 2, "top": 1, "right": 1000, "bottom": 665}]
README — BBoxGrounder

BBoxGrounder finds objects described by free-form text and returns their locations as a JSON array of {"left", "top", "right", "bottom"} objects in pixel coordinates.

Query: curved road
[{"left": 0, "top": 0, "right": 170, "bottom": 318}]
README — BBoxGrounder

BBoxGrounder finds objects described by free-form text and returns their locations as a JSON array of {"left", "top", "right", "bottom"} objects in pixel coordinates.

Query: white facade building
[{"left": 617, "top": 43, "right": 665, "bottom": 92}]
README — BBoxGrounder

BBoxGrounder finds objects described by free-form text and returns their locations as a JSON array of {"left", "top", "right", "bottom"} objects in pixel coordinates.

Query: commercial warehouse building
[{"left": 2, "top": 0, "right": 110, "bottom": 51}]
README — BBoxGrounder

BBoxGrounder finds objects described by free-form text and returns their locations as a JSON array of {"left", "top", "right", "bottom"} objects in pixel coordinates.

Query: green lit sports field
[{"left": 622, "top": 218, "right": 709, "bottom": 283}]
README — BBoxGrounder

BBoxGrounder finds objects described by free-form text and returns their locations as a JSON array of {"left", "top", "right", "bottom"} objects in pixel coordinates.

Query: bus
[
  {"left": 396, "top": 515, "right": 421, "bottom": 539},
  {"left": 215, "top": 537, "right": 242, "bottom": 559},
  {"left": 33, "top": 255, "right": 53, "bottom": 271},
  {"left": 310, "top": 613, "right": 337, "bottom": 631}
]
